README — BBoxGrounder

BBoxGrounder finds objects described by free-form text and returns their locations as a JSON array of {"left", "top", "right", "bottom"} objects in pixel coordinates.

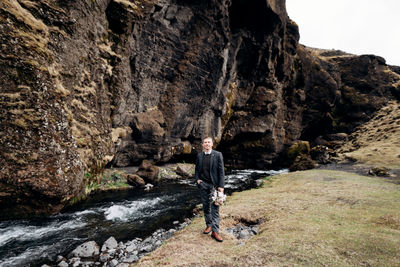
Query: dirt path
[{"left": 135, "top": 169, "right": 400, "bottom": 267}]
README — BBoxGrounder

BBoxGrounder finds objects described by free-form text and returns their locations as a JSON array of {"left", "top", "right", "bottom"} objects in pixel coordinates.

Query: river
[{"left": 0, "top": 169, "right": 287, "bottom": 266}]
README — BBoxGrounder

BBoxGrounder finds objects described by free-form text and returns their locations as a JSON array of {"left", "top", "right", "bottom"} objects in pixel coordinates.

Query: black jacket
[{"left": 194, "top": 150, "right": 225, "bottom": 188}]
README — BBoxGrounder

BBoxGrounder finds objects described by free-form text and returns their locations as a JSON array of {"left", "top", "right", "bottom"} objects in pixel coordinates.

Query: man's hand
[
  {"left": 217, "top": 187, "right": 224, "bottom": 193},
  {"left": 197, "top": 180, "right": 203, "bottom": 184}
]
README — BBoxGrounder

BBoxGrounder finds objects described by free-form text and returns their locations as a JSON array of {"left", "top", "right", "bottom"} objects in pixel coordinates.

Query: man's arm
[{"left": 217, "top": 152, "right": 225, "bottom": 192}]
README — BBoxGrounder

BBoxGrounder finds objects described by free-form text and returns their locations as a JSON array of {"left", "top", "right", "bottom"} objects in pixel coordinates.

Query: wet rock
[
  {"left": 69, "top": 241, "right": 100, "bottom": 258},
  {"left": 101, "top": 236, "right": 118, "bottom": 252},
  {"left": 126, "top": 174, "right": 146, "bottom": 187},
  {"left": 58, "top": 261, "right": 68, "bottom": 267}
]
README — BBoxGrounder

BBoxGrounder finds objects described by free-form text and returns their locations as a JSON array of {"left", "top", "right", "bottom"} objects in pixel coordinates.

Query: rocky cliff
[{"left": 1, "top": 0, "right": 399, "bottom": 219}]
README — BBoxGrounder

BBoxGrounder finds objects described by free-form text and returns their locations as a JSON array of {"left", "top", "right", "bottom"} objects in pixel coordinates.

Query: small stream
[{"left": 0, "top": 169, "right": 287, "bottom": 266}]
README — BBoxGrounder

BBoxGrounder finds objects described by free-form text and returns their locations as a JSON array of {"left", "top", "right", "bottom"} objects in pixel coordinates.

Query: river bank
[
  {"left": 0, "top": 169, "right": 284, "bottom": 266},
  {"left": 138, "top": 169, "right": 400, "bottom": 266}
]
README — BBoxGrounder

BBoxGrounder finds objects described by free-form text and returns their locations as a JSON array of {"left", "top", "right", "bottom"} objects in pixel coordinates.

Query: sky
[{"left": 286, "top": 0, "right": 400, "bottom": 66}]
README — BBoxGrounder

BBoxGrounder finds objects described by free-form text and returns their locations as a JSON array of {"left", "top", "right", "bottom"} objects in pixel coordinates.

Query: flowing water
[{"left": 0, "top": 169, "right": 287, "bottom": 266}]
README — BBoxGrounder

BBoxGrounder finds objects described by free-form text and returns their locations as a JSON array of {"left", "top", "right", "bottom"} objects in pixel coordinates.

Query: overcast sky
[{"left": 286, "top": 0, "right": 400, "bottom": 66}]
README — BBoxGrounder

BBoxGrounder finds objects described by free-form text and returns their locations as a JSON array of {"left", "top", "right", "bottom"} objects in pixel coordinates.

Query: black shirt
[{"left": 201, "top": 153, "right": 212, "bottom": 183}]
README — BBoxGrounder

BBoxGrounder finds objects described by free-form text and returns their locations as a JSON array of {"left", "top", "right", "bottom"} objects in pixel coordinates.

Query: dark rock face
[
  {"left": 108, "top": 0, "right": 300, "bottom": 170},
  {"left": 1, "top": 0, "right": 399, "bottom": 219},
  {"left": 296, "top": 47, "right": 400, "bottom": 143}
]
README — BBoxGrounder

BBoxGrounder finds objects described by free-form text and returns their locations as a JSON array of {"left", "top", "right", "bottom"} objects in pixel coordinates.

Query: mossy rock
[
  {"left": 287, "top": 141, "right": 311, "bottom": 162},
  {"left": 289, "top": 154, "right": 317, "bottom": 171}
]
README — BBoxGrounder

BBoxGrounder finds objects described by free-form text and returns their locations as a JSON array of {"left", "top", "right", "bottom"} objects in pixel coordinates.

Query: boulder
[
  {"left": 289, "top": 154, "right": 317, "bottom": 171},
  {"left": 175, "top": 163, "right": 195, "bottom": 178},
  {"left": 101, "top": 236, "right": 118, "bottom": 252},
  {"left": 126, "top": 174, "right": 145, "bottom": 187},
  {"left": 136, "top": 160, "right": 160, "bottom": 183},
  {"left": 286, "top": 141, "right": 311, "bottom": 166},
  {"left": 69, "top": 241, "right": 100, "bottom": 258}
]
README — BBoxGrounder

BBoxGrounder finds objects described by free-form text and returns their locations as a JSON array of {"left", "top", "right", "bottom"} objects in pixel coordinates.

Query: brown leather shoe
[
  {"left": 211, "top": 231, "right": 223, "bottom": 242},
  {"left": 203, "top": 226, "right": 212, "bottom": 234}
]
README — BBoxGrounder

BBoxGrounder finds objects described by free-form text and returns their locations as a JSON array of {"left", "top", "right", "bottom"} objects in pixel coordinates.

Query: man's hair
[{"left": 202, "top": 136, "right": 213, "bottom": 143}]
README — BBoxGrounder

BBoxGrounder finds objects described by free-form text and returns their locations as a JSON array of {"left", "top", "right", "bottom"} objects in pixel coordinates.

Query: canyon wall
[{"left": 0, "top": 0, "right": 399, "bottom": 219}]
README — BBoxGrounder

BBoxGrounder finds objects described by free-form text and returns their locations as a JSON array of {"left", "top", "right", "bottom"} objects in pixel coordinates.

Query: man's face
[{"left": 202, "top": 138, "right": 213, "bottom": 152}]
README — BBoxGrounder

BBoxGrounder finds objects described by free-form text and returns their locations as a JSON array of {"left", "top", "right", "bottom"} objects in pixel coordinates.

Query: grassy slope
[
  {"left": 137, "top": 170, "right": 400, "bottom": 266},
  {"left": 336, "top": 101, "right": 400, "bottom": 169}
]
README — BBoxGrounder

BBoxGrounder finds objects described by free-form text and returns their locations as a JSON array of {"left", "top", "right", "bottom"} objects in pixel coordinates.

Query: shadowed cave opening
[{"left": 229, "top": 0, "right": 279, "bottom": 35}]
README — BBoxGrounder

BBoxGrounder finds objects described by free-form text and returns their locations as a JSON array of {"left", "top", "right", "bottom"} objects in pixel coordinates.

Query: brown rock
[
  {"left": 136, "top": 160, "right": 160, "bottom": 184},
  {"left": 126, "top": 174, "right": 145, "bottom": 187},
  {"left": 287, "top": 141, "right": 311, "bottom": 162},
  {"left": 175, "top": 163, "right": 195, "bottom": 178},
  {"left": 289, "top": 154, "right": 317, "bottom": 172}
]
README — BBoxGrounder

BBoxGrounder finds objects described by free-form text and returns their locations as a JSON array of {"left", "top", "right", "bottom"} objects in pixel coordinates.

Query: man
[{"left": 194, "top": 136, "right": 225, "bottom": 242}]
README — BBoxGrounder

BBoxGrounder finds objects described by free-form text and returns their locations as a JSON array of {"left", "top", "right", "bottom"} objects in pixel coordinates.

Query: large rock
[
  {"left": 101, "top": 236, "right": 118, "bottom": 252},
  {"left": 175, "top": 163, "right": 195, "bottom": 178},
  {"left": 136, "top": 160, "right": 160, "bottom": 184},
  {"left": 69, "top": 241, "right": 100, "bottom": 258},
  {"left": 126, "top": 174, "right": 145, "bottom": 187},
  {"left": 289, "top": 154, "right": 317, "bottom": 172},
  {"left": 286, "top": 141, "right": 311, "bottom": 163}
]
